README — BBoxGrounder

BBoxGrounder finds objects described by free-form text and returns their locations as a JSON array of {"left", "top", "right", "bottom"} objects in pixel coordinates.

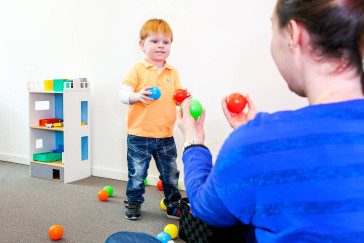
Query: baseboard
[
  {"left": 91, "top": 166, "right": 185, "bottom": 190},
  {"left": 0, "top": 153, "right": 29, "bottom": 165},
  {"left": 0, "top": 154, "right": 186, "bottom": 190},
  {"left": 91, "top": 166, "right": 128, "bottom": 181}
]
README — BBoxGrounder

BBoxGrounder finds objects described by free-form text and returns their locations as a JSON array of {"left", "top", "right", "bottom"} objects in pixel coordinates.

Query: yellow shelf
[
  {"left": 31, "top": 160, "right": 64, "bottom": 168},
  {"left": 30, "top": 125, "right": 63, "bottom": 131}
]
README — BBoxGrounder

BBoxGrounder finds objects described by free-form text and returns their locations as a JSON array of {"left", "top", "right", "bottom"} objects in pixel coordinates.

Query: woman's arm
[{"left": 183, "top": 146, "right": 240, "bottom": 227}]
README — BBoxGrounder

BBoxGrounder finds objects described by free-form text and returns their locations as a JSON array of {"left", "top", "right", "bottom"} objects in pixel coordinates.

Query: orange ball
[
  {"left": 157, "top": 180, "right": 163, "bottom": 191},
  {"left": 48, "top": 224, "right": 63, "bottom": 240},
  {"left": 98, "top": 189, "right": 109, "bottom": 201}
]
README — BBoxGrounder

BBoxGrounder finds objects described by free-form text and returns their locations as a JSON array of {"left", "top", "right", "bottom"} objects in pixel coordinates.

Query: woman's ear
[{"left": 287, "top": 19, "right": 301, "bottom": 49}]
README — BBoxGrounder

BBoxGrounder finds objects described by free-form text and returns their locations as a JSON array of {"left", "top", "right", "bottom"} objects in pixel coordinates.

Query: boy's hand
[
  {"left": 129, "top": 86, "right": 154, "bottom": 105},
  {"left": 175, "top": 88, "right": 192, "bottom": 106},
  {"left": 222, "top": 94, "right": 257, "bottom": 129},
  {"left": 185, "top": 88, "right": 192, "bottom": 98}
]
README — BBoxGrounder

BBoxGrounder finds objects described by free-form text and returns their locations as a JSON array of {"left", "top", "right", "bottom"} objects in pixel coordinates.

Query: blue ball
[
  {"left": 156, "top": 232, "right": 171, "bottom": 243},
  {"left": 148, "top": 86, "right": 161, "bottom": 100}
]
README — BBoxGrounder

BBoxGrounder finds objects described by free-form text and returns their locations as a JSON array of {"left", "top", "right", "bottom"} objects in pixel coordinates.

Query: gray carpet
[{"left": 0, "top": 161, "right": 186, "bottom": 243}]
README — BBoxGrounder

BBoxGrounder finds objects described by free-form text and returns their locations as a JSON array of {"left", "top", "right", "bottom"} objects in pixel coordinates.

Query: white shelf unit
[{"left": 28, "top": 80, "right": 91, "bottom": 183}]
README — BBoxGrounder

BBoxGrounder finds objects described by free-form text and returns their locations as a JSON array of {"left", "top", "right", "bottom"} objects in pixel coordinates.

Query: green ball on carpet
[{"left": 103, "top": 186, "right": 113, "bottom": 196}]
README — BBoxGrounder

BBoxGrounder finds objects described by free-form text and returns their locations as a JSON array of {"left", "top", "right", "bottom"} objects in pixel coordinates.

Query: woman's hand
[
  {"left": 177, "top": 98, "right": 206, "bottom": 143},
  {"left": 129, "top": 86, "right": 154, "bottom": 105},
  {"left": 222, "top": 94, "right": 257, "bottom": 129}
]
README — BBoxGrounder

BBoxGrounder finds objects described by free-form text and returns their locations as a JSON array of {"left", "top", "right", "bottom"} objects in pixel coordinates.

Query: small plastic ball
[
  {"left": 156, "top": 232, "right": 172, "bottom": 243},
  {"left": 98, "top": 189, "right": 109, "bottom": 201},
  {"left": 103, "top": 186, "right": 113, "bottom": 197},
  {"left": 226, "top": 93, "right": 247, "bottom": 113},
  {"left": 157, "top": 180, "right": 163, "bottom": 191},
  {"left": 148, "top": 86, "right": 161, "bottom": 100},
  {"left": 144, "top": 178, "right": 148, "bottom": 186},
  {"left": 160, "top": 198, "right": 167, "bottom": 210},
  {"left": 182, "top": 98, "right": 203, "bottom": 119},
  {"left": 174, "top": 89, "right": 188, "bottom": 103},
  {"left": 48, "top": 224, "right": 63, "bottom": 240},
  {"left": 164, "top": 224, "right": 178, "bottom": 239}
]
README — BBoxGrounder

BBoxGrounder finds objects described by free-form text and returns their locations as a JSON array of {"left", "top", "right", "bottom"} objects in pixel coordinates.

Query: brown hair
[
  {"left": 140, "top": 19, "right": 173, "bottom": 43},
  {"left": 277, "top": 0, "right": 364, "bottom": 88}
]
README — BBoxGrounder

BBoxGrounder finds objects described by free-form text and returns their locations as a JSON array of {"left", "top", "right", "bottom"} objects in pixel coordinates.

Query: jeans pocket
[
  {"left": 161, "top": 138, "right": 177, "bottom": 159},
  {"left": 127, "top": 135, "right": 150, "bottom": 163},
  {"left": 127, "top": 145, "right": 150, "bottom": 163}
]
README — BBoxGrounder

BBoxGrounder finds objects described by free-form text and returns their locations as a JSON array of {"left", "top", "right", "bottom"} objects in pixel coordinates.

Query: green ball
[
  {"left": 103, "top": 186, "right": 113, "bottom": 197},
  {"left": 144, "top": 178, "right": 147, "bottom": 186},
  {"left": 182, "top": 98, "right": 203, "bottom": 119}
]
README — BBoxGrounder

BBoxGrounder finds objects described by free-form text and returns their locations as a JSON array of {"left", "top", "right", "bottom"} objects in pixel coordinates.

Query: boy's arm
[
  {"left": 119, "top": 84, "right": 154, "bottom": 105},
  {"left": 129, "top": 86, "right": 154, "bottom": 105},
  {"left": 121, "top": 64, "right": 153, "bottom": 105},
  {"left": 119, "top": 84, "right": 135, "bottom": 105}
]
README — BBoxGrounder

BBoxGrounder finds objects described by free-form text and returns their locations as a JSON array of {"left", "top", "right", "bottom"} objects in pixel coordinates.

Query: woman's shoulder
[
  {"left": 223, "top": 99, "right": 364, "bottom": 151},
  {"left": 246, "top": 99, "right": 364, "bottom": 128}
]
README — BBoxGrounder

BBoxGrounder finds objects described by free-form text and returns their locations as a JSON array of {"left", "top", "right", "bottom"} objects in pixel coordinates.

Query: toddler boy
[{"left": 119, "top": 18, "right": 182, "bottom": 220}]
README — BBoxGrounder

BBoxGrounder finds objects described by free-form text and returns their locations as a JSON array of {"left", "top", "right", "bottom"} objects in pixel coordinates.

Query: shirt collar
[{"left": 142, "top": 58, "right": 175, "bottom": 70}]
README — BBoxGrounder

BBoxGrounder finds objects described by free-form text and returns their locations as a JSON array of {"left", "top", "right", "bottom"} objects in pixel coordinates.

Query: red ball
[
  {"left": 226, "top": 93, "right": 247, "bottom": 113},
  {"left": 49, "top": 224, "right": 63, "bottom": 240},
  {"left": 157, "top": 180, "right": 163, "bottom": 191},
  {"left": 98, "top": 189, "right": 109, "bottom": 201},
  {"left": 173, "top": 89, "right": 188, "bottom": 103}
]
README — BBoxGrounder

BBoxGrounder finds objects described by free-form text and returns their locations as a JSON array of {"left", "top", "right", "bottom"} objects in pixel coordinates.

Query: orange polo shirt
[{"left": 123, "top": 59, "right": 182, "bottom": 138}]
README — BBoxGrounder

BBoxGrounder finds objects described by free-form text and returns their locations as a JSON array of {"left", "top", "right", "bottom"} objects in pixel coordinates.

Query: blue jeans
[
  {"left": 105, "top": 232, "right": 160, "bottom": 243},
  {"left": 126, "top": 135, "right": 181, "bottom": 208},
  {"left": 105, "top": 229, "right": 256, "bottom": 243}
]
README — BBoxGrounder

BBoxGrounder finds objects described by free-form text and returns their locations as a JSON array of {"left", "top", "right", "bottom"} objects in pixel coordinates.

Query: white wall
[{"left": 0, "top": 0, "right": 307, "bottom": 188}]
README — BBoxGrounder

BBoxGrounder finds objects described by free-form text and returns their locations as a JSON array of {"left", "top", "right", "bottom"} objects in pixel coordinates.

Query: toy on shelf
[
  {"left": 28, "top": 78, "right": 89, "bottom": 92},
  {"left": 39, "top": 118, "right": 62, "bottom": 127},
  {"left": 33, "top": 152, "right": 62, "bottom": 162},
  {"left": 53, "top": 79, "right": 68, "bottom": 92},
  {"left": 44, "top": 80, "right": 54, "bottom": 92},
  {"left": 52, "top": 145, "right": 64, "bottom": 154},
  {"left": 80, "top": 78, "right": 88, "bottom": 88},
  {"left": 53, "top": 122, "right": 63, "bottom": 127}
]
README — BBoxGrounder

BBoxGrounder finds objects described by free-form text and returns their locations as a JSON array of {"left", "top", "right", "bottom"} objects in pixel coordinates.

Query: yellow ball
[
  {"left": 164, "top": 224, "right": 178, "bottom": 239},
  {"left": 160, "top": 198, "right": 167, "bottom": 210}
]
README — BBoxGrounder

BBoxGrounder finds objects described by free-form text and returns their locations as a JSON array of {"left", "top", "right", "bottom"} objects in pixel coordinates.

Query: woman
[{"left": 178, "top": 0, "right": 364, "bottom": 242}]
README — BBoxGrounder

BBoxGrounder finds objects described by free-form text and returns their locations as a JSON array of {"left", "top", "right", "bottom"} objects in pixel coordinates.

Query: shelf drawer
[{"left": 31, "top": 163, "right": 64, "bottom": 182}]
